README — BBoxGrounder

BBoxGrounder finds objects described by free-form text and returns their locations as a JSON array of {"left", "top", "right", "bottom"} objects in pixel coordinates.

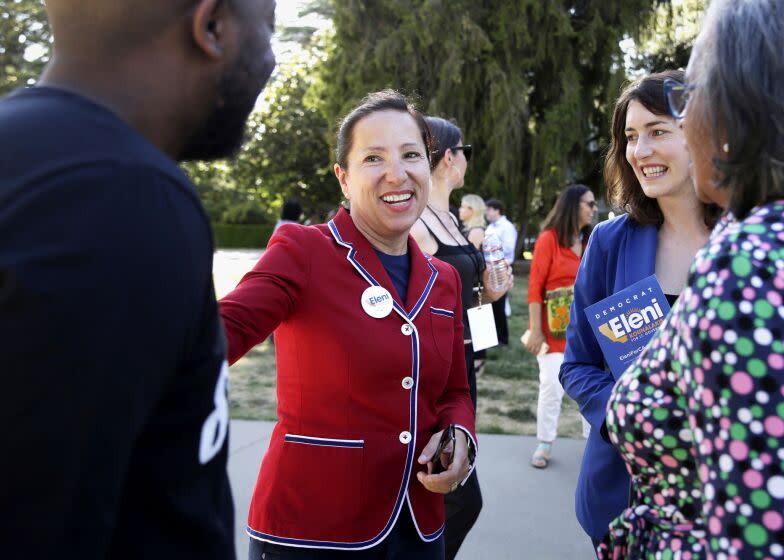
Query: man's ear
[{"left": 191, "top": 0, "right": 229, "bottom": 59}]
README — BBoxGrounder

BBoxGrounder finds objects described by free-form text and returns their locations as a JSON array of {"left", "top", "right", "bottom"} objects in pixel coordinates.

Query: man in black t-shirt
[{"left": 0, "top": 1, "right": 276, "bottom": 558}]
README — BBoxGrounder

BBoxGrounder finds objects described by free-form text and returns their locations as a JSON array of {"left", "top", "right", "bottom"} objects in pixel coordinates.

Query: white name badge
[
  {"left": 467, "top": 305, "right": 498, "bottom": 352},
  {"left": 361, "top": 286, "right": 394, "bottom": 318}
]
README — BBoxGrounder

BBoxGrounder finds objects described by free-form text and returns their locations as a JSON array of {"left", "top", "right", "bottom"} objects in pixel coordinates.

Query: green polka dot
[
  {"left": 748, "top": 358, "right": 767, "bottom": 378},
  {"left": 731, "top": 423, "right": 748, "bottom": 440},
  {"left": 778, "top": 402, "right": 784, "bottom": 418},
  {"left": 697, "top": 277, "right": 707, "bottom": 289},
  {"left": 744, "top": 524, "right": 768, "bottom": 547},
  {"left": 694, "top": 351, "right": 703, "bottom": 362},
  {"left": 738, "top": 515, "right": 748, "bottom": 527},
  {"left": 751, "top": 490, "right": 771, "bottom": 509},
  {"left": 736, "top": 338, "right": 754, "bottom": 357},
  {"left": 662, "top": 549, "right": 673, "bottom": 560},
  {"left": 674, "top": 448, "right": 688, "bottom": 461},
  {"left": 724, "top": 364, "right": 734, "bottom": 375},
  {"left": 744, "top": 224, "right": 766, "bottom": 234},
  {"left": 751, "top": 405, "right": 764, "bottom": 419},
  {"left": 653, "top": 408, "right": 668, "bottom": 421},
  {"left": 718, "top": 301, "right": 736, "bottom": 320},
  {"left": 709, "top": 297, "right": 720, "bottom": 310},
  {"left": 773, "top": 341, "right": 784, "bottom": 353},
  {"left": 769, "top": 437, "right": 779, "bottom": 448},
  {"left": 732, "top": 256, "right": 752, "bottom": 276},
  {"left": 662, "top": 435, "right": 678, "bottom": 449},
  {"left": 625, "top": 432, "right": 635, "bottom": 443},
  {"left": 754, "top": 300, "right": 774, "bottom": 319},
  {"left": 727, "top": 483, "right": 738, "bottom": 497}
]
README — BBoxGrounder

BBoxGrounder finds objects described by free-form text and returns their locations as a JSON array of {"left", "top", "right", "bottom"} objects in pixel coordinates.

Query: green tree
[
  {"left": 184, "top": 45, "right": 336, "bottom": 225},
  {"left": 0, "top": 0, "right": 51, "bottom": 96},
  {"left": 312, "top": 0, "right": 663, "bottom": 235}
]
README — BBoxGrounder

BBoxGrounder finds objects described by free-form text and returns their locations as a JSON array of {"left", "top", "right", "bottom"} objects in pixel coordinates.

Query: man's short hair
[{"left": 486, "top": 199, "right": 504, "bottom": 213}]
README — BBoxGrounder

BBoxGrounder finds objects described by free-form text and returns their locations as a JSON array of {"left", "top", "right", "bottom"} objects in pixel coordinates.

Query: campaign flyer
[{"left": 584, "top": 274, "right": 671, "bottom": 377}]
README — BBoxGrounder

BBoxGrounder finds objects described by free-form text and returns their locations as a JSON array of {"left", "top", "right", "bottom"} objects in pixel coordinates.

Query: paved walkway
[{"left": 228, "top": 420, "right": 595, "bottom": 559}]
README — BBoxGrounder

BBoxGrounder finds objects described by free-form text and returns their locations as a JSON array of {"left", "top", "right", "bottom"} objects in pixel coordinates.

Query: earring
[{"left": 722, "top": 143, "right": 730, "bottom": 154}]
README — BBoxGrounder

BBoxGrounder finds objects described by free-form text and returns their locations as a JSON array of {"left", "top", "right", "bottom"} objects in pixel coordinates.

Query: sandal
[{"left": 530, "top": 442, "right": 552, "bottom": 469}]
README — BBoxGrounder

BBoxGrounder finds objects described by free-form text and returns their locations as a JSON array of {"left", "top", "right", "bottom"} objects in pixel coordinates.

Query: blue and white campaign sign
[{"left": 584, "top": 275, "right": 671, "bottom": 377}]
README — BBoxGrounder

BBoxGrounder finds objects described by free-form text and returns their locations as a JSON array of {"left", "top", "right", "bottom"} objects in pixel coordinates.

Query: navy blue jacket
[{"left": 559, "top": 214, "right": 657, "bottom": 540}]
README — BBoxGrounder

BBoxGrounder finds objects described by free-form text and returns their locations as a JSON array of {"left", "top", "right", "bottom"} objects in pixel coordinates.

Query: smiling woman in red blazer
[{"left": 220, "top": 90, "right": 477, "bottom": 559}]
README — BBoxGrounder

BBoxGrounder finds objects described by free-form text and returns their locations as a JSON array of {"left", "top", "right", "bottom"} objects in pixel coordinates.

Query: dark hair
[
  {"left": 485, "top": 199, "right": 504, "bottom": 213},
  {"left": 335, "top": 90, "right": 432, "bottom": 170},
  {"left": 281, "top": 198, "right": 302, "bottom": 221},
  {"left": 688, "top": 0, "right": 784, "bottom": 219},
  {"left": 425, "top": 116, "right": 462, "bottom": 168},
  {"left": 604, "top": 70, "right": 722, "bottom": 228},
  {"left": 541, "top": 184, "right": 593, "bottom": 247}
]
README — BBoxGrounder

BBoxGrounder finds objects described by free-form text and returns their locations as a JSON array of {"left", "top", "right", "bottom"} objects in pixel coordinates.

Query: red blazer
[{"left": 219, "top": 208, "right": 477, "bottom": 550}]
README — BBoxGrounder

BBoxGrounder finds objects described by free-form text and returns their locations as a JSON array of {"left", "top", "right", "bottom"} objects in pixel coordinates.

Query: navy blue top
[
  {"left": 559, "top": 213, "right": 658, "bottom": 540},
  {"left": 0, "top": 87, "right": 234, "bottom": 559},
  {"left": 375, "top": 249, "right": 410, "bottom": 303}
]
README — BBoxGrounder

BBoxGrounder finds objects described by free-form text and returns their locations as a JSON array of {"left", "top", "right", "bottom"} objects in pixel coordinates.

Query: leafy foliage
[
  {"left": 183, "top": 45, "right": 337, "bottom": 225},
  {"left": 0, "top": 0, "right": 50, "bottom": 96},
  {"left": 312, "top": 0, "right": 662, "bottom": 234}
]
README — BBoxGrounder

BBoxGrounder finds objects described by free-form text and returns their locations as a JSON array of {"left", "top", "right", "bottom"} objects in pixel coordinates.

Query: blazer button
[
  {"left": 401, "top": 376, "right": 414, "bottom": 390},
  {"left": 399, "top": 431, "right": 412, "bottom": 444},
  {"left": 401, "top": 324, "right": 413, "bottom": 336}
]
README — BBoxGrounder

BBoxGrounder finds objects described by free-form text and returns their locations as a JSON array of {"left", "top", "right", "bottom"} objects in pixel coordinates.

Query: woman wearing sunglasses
[
  {"left": 558, "top": 69, "right": 722, "bottom": 552},
  {"left": 524, "top": 184, "right": 596, "bottom": 469},
  {"left": 411, "top": 116, "right": 509, "bottom": 560},
  {"left": 599, "top": 0, "right": 784, "bottom": 557}
]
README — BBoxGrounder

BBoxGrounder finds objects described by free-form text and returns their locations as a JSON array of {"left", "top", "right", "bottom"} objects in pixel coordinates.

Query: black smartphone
[{"left": 430, "top": 424, "right": 456, "bottom": 474}]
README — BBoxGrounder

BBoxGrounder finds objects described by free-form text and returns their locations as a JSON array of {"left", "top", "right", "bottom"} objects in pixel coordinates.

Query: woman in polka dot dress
[{"left": 600, "top": 1, "right": 784, "bottom": 558}]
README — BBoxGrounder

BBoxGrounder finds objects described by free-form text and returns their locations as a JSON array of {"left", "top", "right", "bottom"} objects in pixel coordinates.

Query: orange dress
[{"left": 527, "top": 228, "right": 583, "bottom": 353}]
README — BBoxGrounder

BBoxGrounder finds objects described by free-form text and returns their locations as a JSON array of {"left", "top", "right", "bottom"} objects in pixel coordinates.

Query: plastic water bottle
[{"left": 483, "top": 233, "right": 507, "bottom": 291}]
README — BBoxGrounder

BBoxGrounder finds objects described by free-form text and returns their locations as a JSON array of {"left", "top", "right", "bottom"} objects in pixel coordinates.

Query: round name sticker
[{"left": 361, "top": 286, "right": 394, "bottom": 319}]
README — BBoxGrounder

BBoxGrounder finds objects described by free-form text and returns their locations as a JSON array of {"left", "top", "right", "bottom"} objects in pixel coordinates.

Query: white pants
[{"left": 535, "top": 352, "right": 590, "bottom": 442}]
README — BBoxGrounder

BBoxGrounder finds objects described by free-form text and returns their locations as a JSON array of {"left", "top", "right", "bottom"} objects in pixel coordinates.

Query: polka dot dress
[{"left": 598, "top": 201, "right": 784, "bottom": 559}]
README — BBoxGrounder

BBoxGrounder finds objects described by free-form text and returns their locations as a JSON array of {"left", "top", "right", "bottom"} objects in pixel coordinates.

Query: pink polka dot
[
  {"left": 703, "top": 388, "right": 715, "bottom": 406},
  {"left": 743, "top": 287, "right": 756, "bottom": 299},
  {"left": 729, "top": 440, "right": 749, "bottom": 460},
  {"left": 769, "top": 353, "right": 784, "bottom": 370},
  {"left": 743, "top": 469, "right": 764, "bottom": 489},
  {"left": 709, "top": 517, "right": 722, "bottom": 535},
  {"left": 765, "top": 416, "right": 784, "bottom": 437},
  {"left": 694, "top": 368, "right": 704, "bottom": 384},
  {"left": 763, "top": 511, "right": 783, "bottom": 531},
  {"left": 720, "top": 416, "right": 731, "bottom": 430},
  {"left": 709, "top": 325, "right": 723, "bottom": 340},
  {"left": 769, "top": 291, "right": 783, "bottom": 307},
  {"left": 654, "top": 494, "right": 666, "bottom": 506},
  {"left": 703, "top": 358, "right": 713, "bottom": 370},
  {"left": 701, "top": 440, "right": 713, "bottom": 455},
  {"left": 662, "top": 455, "right": 678, "bottom": 468},
  {"left": 714, "top": 287, "right": 724, "bottom": 296},
  {"left": 671, "top": 540, "right": 682, "bottom": 551},
  {"left": 684, "top": 553, "right": 692, "bottom": 560},
  {"left": 643, "top": 422, "right": 653, "bottom": 434},
  {"left": 624, "top": 443, "right": 635, "bottom": 454},
  {"left": 730, "top": 372, "right": 754, "bottom": 394}
]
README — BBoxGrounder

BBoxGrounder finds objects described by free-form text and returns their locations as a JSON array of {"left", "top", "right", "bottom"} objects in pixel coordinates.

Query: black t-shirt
[{"left": 0, "top": 88, "right": 234, "bottom": 559}]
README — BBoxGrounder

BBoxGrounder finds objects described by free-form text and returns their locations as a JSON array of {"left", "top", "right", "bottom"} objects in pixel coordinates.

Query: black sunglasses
[{"left": 450, "top": 145, "right": 472, "bottom": 162}]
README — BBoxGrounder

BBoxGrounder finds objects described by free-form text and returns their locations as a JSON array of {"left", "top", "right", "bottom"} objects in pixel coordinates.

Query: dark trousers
[
  {"left": 442, "top": 345, "right": 482, "bottom": 560},
  {"left": 444, "top": 470, "right": 482, "bottom": 560},
  {"left": 248, "top": 506, "right": 444, "bottom": 560},
  {"left": 491, "top": 295, "right": 509, "bottom": 345}
]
